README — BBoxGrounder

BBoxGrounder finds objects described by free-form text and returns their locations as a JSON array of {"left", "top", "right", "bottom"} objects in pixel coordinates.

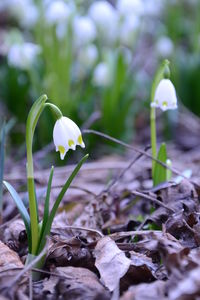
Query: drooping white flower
[
  {"left": 53, "top": 116, "right": 85, "bottom": 160},
  {"left": 156, "top": 36, "right": 174, "bottom": 58},
  {"left": 151, "top": 79, "right": 178, "bottom": 111},
  {"left": 78, "top": 44, "right": 98, "bottom": 68},
  {"left": 7, "top": 42, "right": 41, "bottom": 70},
  {"left": 93, "top": 62, "right": 111, "bottom": 87},
  {"left": 7, "top": 0, "right": 39, "bottom": 28},
  {"left": 117, "top": 0, "right": 143, "bottom": 17},
  {"left": 73, "top": 16, "right": 96, "bottom": 47},
  {"left": 89, "top": 1, "right": 118, "bottom": 43},
  {"left": 119, "top": 15, "right": 140, "bottom": 47},
  {"left": 45, "top": 0, "right": 71, "bottom": 25}
]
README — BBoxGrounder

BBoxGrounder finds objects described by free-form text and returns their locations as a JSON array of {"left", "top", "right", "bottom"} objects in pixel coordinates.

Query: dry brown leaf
[
  {"left": 94, "top": 236, "right": 131, "bottom": 292},
  {"left": 0, "top": 240, "right": 23, "bottom": 272}
]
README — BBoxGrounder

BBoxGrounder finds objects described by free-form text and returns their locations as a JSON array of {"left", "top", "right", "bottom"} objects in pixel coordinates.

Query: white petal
[{"left": 154, "top": 79, "right": 177, "bottom": 111}]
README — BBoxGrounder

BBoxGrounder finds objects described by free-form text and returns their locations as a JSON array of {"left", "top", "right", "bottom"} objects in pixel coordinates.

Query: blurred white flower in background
[
  {"left": 73, "top": 16, "right": 96, "bottom": 47},
  {"left": 117, "top": 0, "right": 143, "bottom": 17},
  {"left": 7, "top": 0, "right": 39, "bottom": 28},
  {"left": 156, "top": 36, "right": 174, "bottom": 58},
  {"left": 151, "top": 79, "right": 178, "bottom": 111},
  {"left": 93, "top": 62, "right": 111, "bottom": 87},
  {"left": 8, "top": 43, "right": 41, "bottom": 70},
  {"left": 89, "top": 1, "right": 118, "bottom": 43},
  {"left": 45, "top": 0, "right": 71, "bottom": 25},
  {"left": 119, "top": 15, "right": 140, "bottom": 47},
  {"left": 78, "top": 44, "right": 98, "bottom": 68},
  {"left": 142, "top": 0, "right": 163, "bottom": 16}
]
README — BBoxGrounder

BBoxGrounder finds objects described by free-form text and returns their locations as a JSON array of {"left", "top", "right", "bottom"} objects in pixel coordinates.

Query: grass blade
[
  {"left": 37, "top": 154, "right": 89, "bottom": 254},
  {"left": 3, "top": 180, "right": 31, "bottom": 251},
  {"left": 153, "top": 143, "right": 167, "bottom": 186},
  {"left": 40, "top": 166, "right": 54, "bottom": 238}
]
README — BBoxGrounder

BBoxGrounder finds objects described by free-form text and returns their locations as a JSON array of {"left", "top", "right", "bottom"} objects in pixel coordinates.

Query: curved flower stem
[{"left": 44, "top": 103, "right": 63, "bottom": 119}]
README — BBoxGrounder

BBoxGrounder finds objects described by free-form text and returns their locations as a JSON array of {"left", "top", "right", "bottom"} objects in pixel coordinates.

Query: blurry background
[{"left": 0, "top": 0, "right": 200, "bottom": 161}]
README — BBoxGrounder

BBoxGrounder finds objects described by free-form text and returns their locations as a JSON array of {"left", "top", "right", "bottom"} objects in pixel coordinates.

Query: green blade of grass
[
  {"left": 40, "top": 166, "right": 54, "bottom": 239},
  {"left": 3, "top": 180, "right": 31, "bottom": 252},
  {"left": 153, "top": 143, "right": 167, "bottom": 186},
  {"left": 37, "top": 154, "right": 89, "bottom": 254}
]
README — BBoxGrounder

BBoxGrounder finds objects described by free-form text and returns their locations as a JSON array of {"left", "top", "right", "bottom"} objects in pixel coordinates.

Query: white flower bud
[
  {"left": 93, "top": 62, "right": 111, "bottom": 87},
  {"left": 45, "top": 0, "right": 71, "bottom": 25},
  {"left": 73, "top": 16, "right": 96, "bottom": 47},
  {"left": 53, "top": 116, "right": 85, "bottom": 160},
  {"left": 117, "top": 0, "right": 143, "bottom": 17},
  {"left": 7, "top": 43, "right": 41, "bottom": 70},
  {"left": 156, "top": 36, "right": 174, "bottom": 58},
  {"left": 78, "top": 44, "right": 98, "bottom": 68},
  {"left": 151, "top": 79, "right": 178, "bottom": 111},
  {"left": 89, "top": 1, "right": 118, "bottom": 43}
]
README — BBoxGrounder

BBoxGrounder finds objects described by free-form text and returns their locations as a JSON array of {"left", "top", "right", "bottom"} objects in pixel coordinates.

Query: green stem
[
  {"left": 150, "top": 106, "right": 157, "bottom": 178},
  {"left": 26, "top": 94, "right": 48, "bottom": 255},
  {"left": 44, "top": 103, "right": 63, "bottom": 119}
]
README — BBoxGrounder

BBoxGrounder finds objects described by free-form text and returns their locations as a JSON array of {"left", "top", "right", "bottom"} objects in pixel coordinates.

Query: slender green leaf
[
  {"left": 40, "top": 166, "right": 54, "bottom": 239},
  {"left": 3, "top": 180, "right": 31, "bottom": 251},
  {"left": 153, "top": 143, "right": 167, "bottom": 186},
  {"left": 37, "top": 154, "right": 89, "bottom": 254},
  {"left": 0, "top": 123, "right": 6, "bottom": 215}
]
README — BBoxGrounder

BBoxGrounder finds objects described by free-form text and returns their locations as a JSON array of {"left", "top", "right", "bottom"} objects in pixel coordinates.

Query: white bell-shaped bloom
[
  {"left": 45, "top": 0, "right": 71, "bottom": 25},
  {"left": 7, "top": 42, "right": 41, "bottom": 70},
  {"left": 151, "top": 79, "right": 178, "bottom": 111},
  {"left": 89, "top": 1, "right": 118, "bottom": 43},
  {"left": 73, "top": 16, "right": 96, "bottom": 47},
  {"left": 156, "top": 36, "right": 174, "bottom": 58},
  {"left": 93, "top": 62, "right": 111, "bottom": 87},
  {"left": 117, "top": 0, "right": 143, "bottom": 17},
  {"left": 78, "top": 44, "right": 98, "bottom": 68},
  {"left": 53, "top": 116, "right": 85, "bottom": 160}
]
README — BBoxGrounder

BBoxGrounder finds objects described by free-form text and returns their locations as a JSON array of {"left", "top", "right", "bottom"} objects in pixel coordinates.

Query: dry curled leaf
[{"left": 94, "top": 236, "right": 131, "bottom": 292}]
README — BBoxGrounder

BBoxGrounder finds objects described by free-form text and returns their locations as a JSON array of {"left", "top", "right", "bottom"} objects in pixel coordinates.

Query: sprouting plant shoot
[
  {"left": 3, "top": 95, "right": 88, "bottom": 275},
  {"left": 150, "top": 60, "right": 177, "bottom": 186}
]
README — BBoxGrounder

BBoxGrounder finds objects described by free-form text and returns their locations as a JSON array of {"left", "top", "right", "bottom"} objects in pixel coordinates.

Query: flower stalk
[{"left": 150, "top": 59, "right": 177, "bottom": 183}]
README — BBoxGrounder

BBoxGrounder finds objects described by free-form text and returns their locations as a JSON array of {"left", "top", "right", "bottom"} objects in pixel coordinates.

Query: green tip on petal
[
  {"left": 58, "top": 145, "right": 65, "bottom": 155},
  {"left": 78, "top": 135, "right": 83, "bottom": 145},
  {"left": 68, "top": 140, "right": 75, "bottom": 147}
]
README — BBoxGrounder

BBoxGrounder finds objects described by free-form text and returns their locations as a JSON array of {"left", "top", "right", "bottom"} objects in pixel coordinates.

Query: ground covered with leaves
[{"left": 1, "top": 111, "right": 200, "bottom": 300}]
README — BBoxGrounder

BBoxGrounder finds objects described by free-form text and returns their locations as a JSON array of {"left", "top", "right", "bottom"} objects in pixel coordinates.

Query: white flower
[
  {"left": 142, "top": 0, "right": 163, "bottom": 16},
  {"left": 119, "top": 15, "right": 139, "bottom": 46},
  {"left": 7, "top": 43, "right": 41, "bottom": 70},
  {"left": 117, "top": 0, "right": 143, "bottom": 17},
  {"left": 89, "top": 1, "right": 118, "bottom": 43},
  {"left": 73, "top": 16, "right": 96, "bottom": 47},
  {"left": 7, "top": 0, "right": 39, "bottom": 28},
  {"left": 78, "top": 44, "right": 98, "bottom": 68},
  {"left": 93, "top": 62, "right": 111, "bottom": 87},
  {"left": 53, "top": 116, "right": 85, "bottom": 160},
  {"left": 151, "top": 79, "right": 178, "bottom": 111},
  {"left": 45, "top": 0, "right": 71, "bottom": 25},
  {"left": 156, "top": 36, "right": 174, "bottom": 58}
]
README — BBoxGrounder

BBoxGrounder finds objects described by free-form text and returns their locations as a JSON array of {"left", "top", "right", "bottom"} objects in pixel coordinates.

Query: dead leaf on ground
[{"left": 94, "top": 236, "right": 131, "bottom": 292}]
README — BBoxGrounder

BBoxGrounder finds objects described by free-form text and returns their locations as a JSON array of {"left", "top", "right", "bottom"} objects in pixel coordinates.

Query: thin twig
[
  {"left": 109, "top": 230, "right": 162, "bottom": 240},
  {"left": 52, "top": 225, "right": 104, "bottom": 237},
  {"left": 102, "top": 146, "right": 150, "bottom": 195},
  {"left": 83, "top": 129, "right": 195, "bottom": 181},
  {"left": 131, "top": 190, "right": 175, "bottom": 213}
]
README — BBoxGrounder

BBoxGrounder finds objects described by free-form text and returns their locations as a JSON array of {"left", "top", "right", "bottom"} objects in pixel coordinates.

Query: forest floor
[{"left": 1, "top": 109, "right": 200, "bottom": 300}]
